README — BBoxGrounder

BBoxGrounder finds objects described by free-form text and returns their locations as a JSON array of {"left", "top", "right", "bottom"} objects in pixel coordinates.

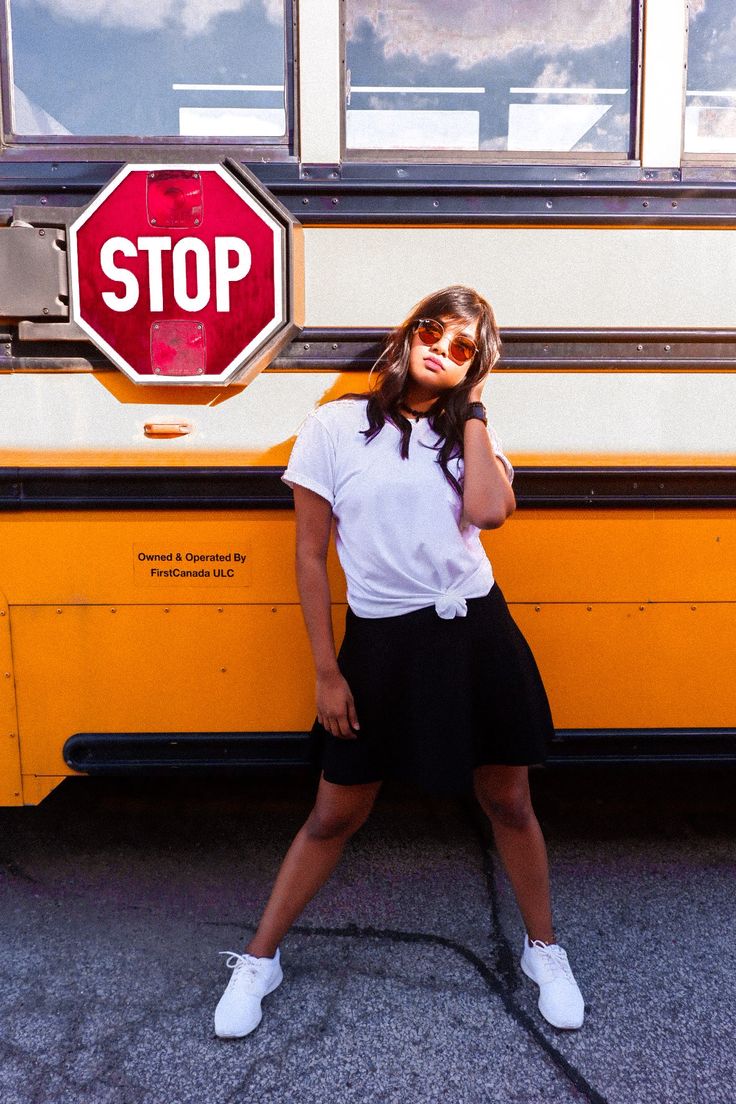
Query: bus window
[
  {"left": 4, "top": 0, "right": 289, "bottom": 144},
  {"left": 344, "top": 0, "right": 639, "bottom": 157},
  {"left": 684, "top": 0, "right": 736, "bottom": 155}
]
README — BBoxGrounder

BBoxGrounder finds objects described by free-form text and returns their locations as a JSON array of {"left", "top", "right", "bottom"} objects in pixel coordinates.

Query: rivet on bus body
[
  {"left": 332, "top": 343, "right": 338, "bottom": 350},
  {"left": 0, "top": 610, "right": 5, "bottom": 615},
  {"left": 163, "top": 608, "right": 170, "bottom": 613},
  {"left": 220, "top": 667, "right": 227, "bottom": 673},
  {"left": 217, "top": 608, "right": 223, "bottom": 613},
  {"left": 4, "top": 672, "right": 10, "bottom": 678},
  {"left": 39, "top": 229, "right": 45, "bottom": 236},
  {"left": 43, "top": 308, "right": 49, "bottom": 315},
  {"left": 41, "top": 196, "right": 48, "bottom": 204},
  {"left": 586, "top": 606, "right": 592, "bottom": 612},
  {"left": 433, "top": 201, "right": 439, "bottom": 207},
  {"left": 331, "top": 198, "right": 339, "bottom": 205},
  {"left": 303, "top": 343, "right": 310, "bottom": 351},
  {"left": 639, "top": 605, "right": 645, "bottom": 611},
  {"left": 691, "top": 606, "right": 696, "bottom": 611},
  {"left": 637, "top": 345, "right": 643, "bottom": 351},
  {"left": 664, "top": 345, "right": 671, "bottom": 351},
  {"left": 534, "top": 606, "right": 540, "bottom": 612},
  {"left": 546, "top": 201, "right": 553, "bottom": 208},
  {"left": 110, "top": 608, "right": 116, "bottom": 613},
  {"left": 56, "top": 609, "right": 62, "bottom": 614},
  {"left": 672, "top": 201, "right": 678, "bottom": 208},
  {"left": 642, "top": 201, "right": 649, "bottom": 208},
  {"left": 151, "top": 218, "right": 157, "bottom": 225},
  {"left": 302, "top": 198, "right": 309, "bottom": 205},
  {"left": 271, "top": 607, "right": 278, "bottom": 613}
]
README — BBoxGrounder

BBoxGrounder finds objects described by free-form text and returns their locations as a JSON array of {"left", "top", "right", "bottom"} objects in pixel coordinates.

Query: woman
[{"left": 214, "top": 285, "right": 584, "bottom": 1037}]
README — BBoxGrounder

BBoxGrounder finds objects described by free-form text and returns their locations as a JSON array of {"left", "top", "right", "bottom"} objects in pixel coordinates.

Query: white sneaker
[
  {"left": 214, "top": 948, "right": 283, "bottom": 1038},
  {"left": 520, "top": 936, "right": 585, "bottom": 1029}
]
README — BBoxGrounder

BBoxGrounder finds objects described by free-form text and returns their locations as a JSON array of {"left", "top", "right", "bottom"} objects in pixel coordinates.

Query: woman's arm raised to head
[
  {"left": 460, "top": 379, "right": 516, "bottom": 530},
  {"left": 460, "top": 419, "right": 516, "bottom": 529}
]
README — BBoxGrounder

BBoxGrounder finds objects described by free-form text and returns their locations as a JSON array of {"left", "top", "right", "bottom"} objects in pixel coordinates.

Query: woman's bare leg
[
  {"left": 473, "top": 764, "right": 555, "bottom": 944},
  {"left": 245, "top": 774, "right": 382, "bottom": 959}
]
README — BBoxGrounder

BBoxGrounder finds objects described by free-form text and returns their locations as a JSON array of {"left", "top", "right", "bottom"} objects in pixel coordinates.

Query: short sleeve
[
  {"left": 488, "top": 424, "right": 514, "bottom": 484},
  {"left": 282, "top": 411, "right": 336, "bottom": 506}
]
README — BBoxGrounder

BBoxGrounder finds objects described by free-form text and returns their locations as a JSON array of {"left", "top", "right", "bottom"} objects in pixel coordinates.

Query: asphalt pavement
[{"left": 1, "top": 764, "right": 734, "bottom": 1104}]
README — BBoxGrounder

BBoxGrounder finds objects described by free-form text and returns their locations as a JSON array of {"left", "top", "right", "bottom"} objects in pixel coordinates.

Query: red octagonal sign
[{"left": 69, "top": 161, "right": 303, "bottom": 385}]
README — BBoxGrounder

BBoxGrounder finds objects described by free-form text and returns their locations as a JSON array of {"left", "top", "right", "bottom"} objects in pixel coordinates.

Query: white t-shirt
[{"left": 282, "top": 398, "right": 514, "bottom": 620}]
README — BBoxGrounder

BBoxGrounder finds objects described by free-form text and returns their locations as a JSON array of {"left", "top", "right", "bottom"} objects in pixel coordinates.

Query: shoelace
[
  {"left": 529, "top": 940, "right": 576, "bottom": 984},
  {"left": 219, "top": 950, "right": 263, "bottom": 981}
]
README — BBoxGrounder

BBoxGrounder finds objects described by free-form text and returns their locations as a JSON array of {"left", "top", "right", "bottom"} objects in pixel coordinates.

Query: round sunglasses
[{"left": 414, "top": 318, "right": 478, "bottom": 366}]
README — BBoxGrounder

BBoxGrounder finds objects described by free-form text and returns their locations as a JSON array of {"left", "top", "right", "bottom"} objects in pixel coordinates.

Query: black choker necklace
[{"left": 402, "top": 404, "right": 435, "bottom": 422}]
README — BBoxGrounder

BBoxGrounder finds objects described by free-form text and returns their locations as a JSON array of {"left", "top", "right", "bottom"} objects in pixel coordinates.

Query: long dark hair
[{"left": 344, "top": 285, "right": 501, "bottom": 496}]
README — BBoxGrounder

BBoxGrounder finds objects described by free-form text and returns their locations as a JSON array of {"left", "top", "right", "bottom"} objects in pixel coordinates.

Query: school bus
[{"left": 1, "top": 0, "right": 735, "bottom": 806}]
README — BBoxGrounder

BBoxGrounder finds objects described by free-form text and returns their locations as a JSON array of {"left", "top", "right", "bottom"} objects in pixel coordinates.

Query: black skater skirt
[{"left": 310, "top": 582, "right": 554, "bottom": 797}]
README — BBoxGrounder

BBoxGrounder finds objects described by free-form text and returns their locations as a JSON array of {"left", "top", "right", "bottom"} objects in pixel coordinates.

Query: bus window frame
[
  {"left": 340, "top": 0, "right": 644, "bottom": 165},
  {"left": 684, "top": 43, "right": 736, "bottom": 164},
  {"left": 0, "top": 0, "right": 298, "bottom": 162},
  {"left": 681, "top": 1, "right": 736, "bottom": 166}
]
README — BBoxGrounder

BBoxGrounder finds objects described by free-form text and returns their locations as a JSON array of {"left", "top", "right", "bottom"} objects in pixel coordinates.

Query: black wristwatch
[{"left": 463, "top": 402, "right": 487, "bottom": 425}]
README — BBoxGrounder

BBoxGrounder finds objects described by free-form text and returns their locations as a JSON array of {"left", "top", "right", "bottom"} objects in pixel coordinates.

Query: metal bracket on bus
[
  {"left": 0, "top": 224, "right": 67, "bottom": 319},
  {"left": 0, "top": 204, "right": 87, "bottom": 340}
]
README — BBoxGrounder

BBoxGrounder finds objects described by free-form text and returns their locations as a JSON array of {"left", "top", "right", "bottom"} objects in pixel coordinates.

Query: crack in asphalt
[
  {"left": 221, "top": 974, "right": 350, "bottom": 1104},
  {"left": 0, "top": 856, "right": 41, "bottom": 884},
  {"left": 461, "top": 797, "right": 521, "bottom": 993},
  {"left": 461, "top": 796, "right": 610, "bottom": 1104},
  {"left": 1, "top": 800, "right": 611, "bottom": 1104},
  {"left": 271, "top": 920, "right": 609, "bottom": 1104}
]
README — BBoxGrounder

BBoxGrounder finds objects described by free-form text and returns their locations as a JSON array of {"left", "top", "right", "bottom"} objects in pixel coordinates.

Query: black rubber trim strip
[
  {"left": 63, "top": 728, "right": 736, "bottom": 773},
  {"left": 271, "top": 327, "right": 736, "bottom": 371},
  {"left": 63, "top": 732, "right": 314, "bottom": 772},
  {"left": 547, "top": 728, "right": 736, "bottom": 764},
  {"left": 2, "top": 466, "right": 736, "bottom": 510},
  {"left": 9, "top": 327, "right": 736, "bottom": 372},
  {"left": 6, "top": 162, "right": 736, "bottom": 226},
  {"left": 0, "top": 466, "right": 293, "bottom": 509},
  {"left": 515, "top": 467, "right": 736, "bottom": 507}
]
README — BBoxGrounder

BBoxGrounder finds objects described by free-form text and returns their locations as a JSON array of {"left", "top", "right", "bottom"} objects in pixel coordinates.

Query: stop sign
[{"left": 69, "top": 161, "right": 303, "bottom": 385}]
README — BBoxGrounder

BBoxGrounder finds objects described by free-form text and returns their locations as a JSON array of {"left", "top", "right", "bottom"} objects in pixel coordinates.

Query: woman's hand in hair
[
  {"left": 316, "top": 671, "right": 360, "bottom": 739},
  {"left": 467, "top": 374, "right": 490, "bottom": 404}
]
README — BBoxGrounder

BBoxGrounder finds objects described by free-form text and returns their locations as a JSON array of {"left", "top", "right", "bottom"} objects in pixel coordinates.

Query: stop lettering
[{"left": 100, "top": 235, "right": 251, "bottom": 313}]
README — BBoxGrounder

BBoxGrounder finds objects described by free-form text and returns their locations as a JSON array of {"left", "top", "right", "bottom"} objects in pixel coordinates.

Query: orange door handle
[{"left": 143, "top": 421, "right": 193, "bottom": 438}]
